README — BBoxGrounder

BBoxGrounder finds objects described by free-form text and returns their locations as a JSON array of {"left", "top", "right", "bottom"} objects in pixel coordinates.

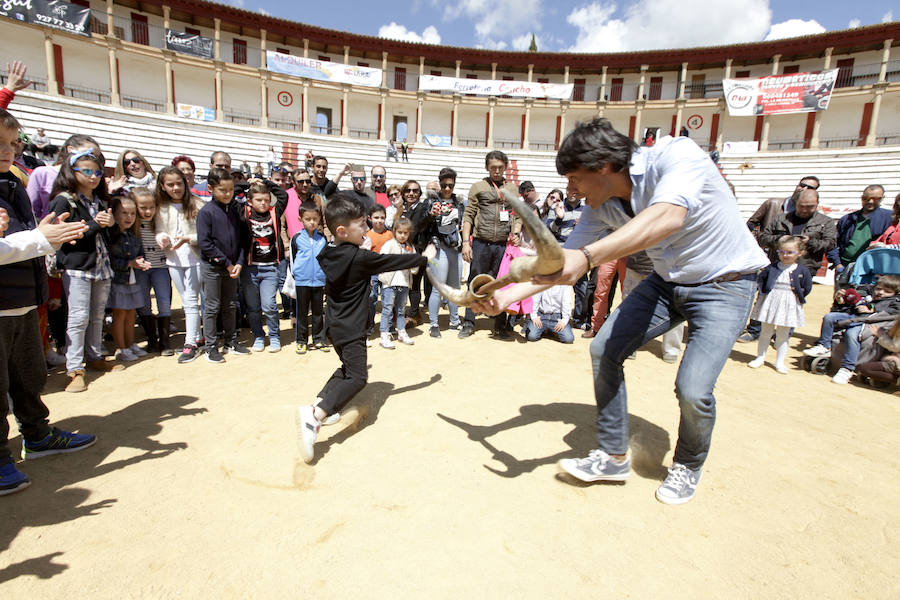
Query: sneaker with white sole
[
  {"left": 22, "top": 427, "right": 97, "bottom": 460},
  {"left": 322, "top": 412, "right": 340, "bottom": 426},
  {"left": 296, "top": 405, "right": 320, "bottom": 464},
  {"left": 251, "top": 338, "right": 266, "bottom": 352},
  {"left": 558, "top": 449, "right": 630, "bottom": 482},
  {"left": 0, "top": 462, "right": 30, "bottom": 496},
  {"left": 832, "top": 367, "right": 853, "bottom": 384},
  {"left": 803, "top": 344, "right": 831, "bottom": 357},
  {"left": 129, "top": 344, "right": 148, "bottom": 357},
  {"left": 656, "top": 463, "right": 702, "bottom": 505},
  {"left": 115, "top": 347, "right": 138, "bottom": 362},
  {"left": 397, "top": 330, "right": 414, "bottom": 345},
  {"left": 380, "top": 332, "right": 395, "bottom": 349}
]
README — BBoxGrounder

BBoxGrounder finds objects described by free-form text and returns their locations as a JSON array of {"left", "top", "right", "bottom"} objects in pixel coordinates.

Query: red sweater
[{"left": 0, "top": 88, "right": 14, "bottom": 109}]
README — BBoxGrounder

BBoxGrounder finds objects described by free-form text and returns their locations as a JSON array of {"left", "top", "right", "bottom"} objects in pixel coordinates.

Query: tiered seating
[{"left": 10, "top": 91, "right": 900, "bottom": 220}]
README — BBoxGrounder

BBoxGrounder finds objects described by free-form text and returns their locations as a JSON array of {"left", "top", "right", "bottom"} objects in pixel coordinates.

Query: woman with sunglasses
[
  {"left": 426, "top": 168, "right": 465, "bottom": 337},
  {"left": 111, "top": 149, "right": 156, "bottom": 195},
  {"left": 385, "top": 185, "right": 403, "bottom": 229},
  {"left": 399, "top": 179, "right": 436, "bottom": 325}
]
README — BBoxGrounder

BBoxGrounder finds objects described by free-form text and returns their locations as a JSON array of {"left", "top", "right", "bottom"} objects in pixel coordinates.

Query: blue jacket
[
  {"left": 757, "top": 262, "right": 813, "bottom": 305},
  {"left": 828, "top": 207, "right": 892, "bottom": 267},
  {"left": 107, "top": 228, "right": 144, "bottom": 285},
  {"left": 291, "top": 230, "right": 326, "bottom": 287}
]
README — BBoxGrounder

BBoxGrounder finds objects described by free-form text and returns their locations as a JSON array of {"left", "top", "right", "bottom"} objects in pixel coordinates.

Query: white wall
[
  {"left": 421, "top": 101, "right": 451, "bottom": 137},
  {"left": 493, "top": 108, "right": 522, "bottom": 144},
  {"left": 221, "top": 71, "right": 261, "bottom": 116},
  {"left": 346, "top": 95, "right": 378, "bottom": 135},
  {"left": 173, "top": 63, "right": 214, "bottom": 109},
  {"left": 457, "top": 105, "right": 487, "bottom": 142},
  {"left": 0, "top": 24, "right": 50, "bottom": 82},
  {"left": 267, "top": 80, "right": 303, "bottom": 126},
  {"left": 118, "top": 52, "right": 166, "bottom": 103}
]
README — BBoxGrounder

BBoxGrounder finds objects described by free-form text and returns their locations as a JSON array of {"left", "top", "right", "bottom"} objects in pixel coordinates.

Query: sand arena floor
[{"left": 2, "top": 283, "right": 898, "bottom": 598}]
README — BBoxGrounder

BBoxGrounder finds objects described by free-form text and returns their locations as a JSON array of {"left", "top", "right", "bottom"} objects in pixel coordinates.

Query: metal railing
[
  {"left": 121, "top": 95, "right": 165, "bottom": 112},
  {"left": 494, "top": 139, "right": 520, "bottom": 149},
  {"left": 458, "top": 137, "right": 484, "bottom": 147},
  {"left": 349, "top": 128, "right": 378, "bottom": 139},
  {"left": 876, "top": 133, "right": 900, "bottom": 146},
  {"left": 767, "top": 140, "right": 806, "bottom": 151},
  {"left": 312, "top": 125, "right": 339, "bottom": 135},
  {"left": 268, "top": 119, "right": 299, "bottom": 131},
  {"left": 820, "top": 136, "right": 860, "bottom": 149},
  {"left": 529, "top": 141, "right": 556, "bottom": 151},
  {"left": 225, "top": 110, "right": 260, "bottom": 126},
  {"left": 63, "top": 84, "right": 110, "bottom": 104}
]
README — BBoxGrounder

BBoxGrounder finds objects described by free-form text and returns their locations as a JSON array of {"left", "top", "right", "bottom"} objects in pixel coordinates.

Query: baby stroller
[{"left": 804, "top": 247, "right": 900, "bottom": 388}]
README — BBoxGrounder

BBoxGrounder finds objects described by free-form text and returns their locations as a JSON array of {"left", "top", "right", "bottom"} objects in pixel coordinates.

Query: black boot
[
  {"left": 157, "top": 316, "right": 173, "bottom": 356},
  {"left": 140, "top": 315, "right": 158, "bottom": 352}
]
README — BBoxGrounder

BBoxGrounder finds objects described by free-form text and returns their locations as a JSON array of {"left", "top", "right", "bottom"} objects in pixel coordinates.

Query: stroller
[{"left": 804, "top": 246, "right": 900, "bottom": 388}]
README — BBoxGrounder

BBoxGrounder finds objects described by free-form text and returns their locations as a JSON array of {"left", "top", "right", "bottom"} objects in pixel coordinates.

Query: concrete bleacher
[{"left": 9, "top": 91, "right": 900, "bottom": 219}]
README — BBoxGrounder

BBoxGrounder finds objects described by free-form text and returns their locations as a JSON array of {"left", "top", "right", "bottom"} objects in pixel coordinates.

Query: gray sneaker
[
  {"left": 558, "top": 449, "right": 630, "bottom": 482},
  {"left": 655, "top": 463, "right": 702, "bottom": 505}
]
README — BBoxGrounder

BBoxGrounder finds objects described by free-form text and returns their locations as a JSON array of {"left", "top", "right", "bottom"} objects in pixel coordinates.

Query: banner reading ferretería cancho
[
  {"left": 723, "top": 69, "right": 838, "bottom": 116},
  {"left": 266, "top": 52, "right": 382, "bottom": 87},
  {"left": 0, "top": 0, "right": 90, "bottom": 37},
  {"left": 418, "top": 74, "right": 574, "bottom": 100}
]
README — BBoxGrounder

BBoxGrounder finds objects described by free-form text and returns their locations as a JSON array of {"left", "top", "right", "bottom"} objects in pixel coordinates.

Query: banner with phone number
[{"left": 723, "top": 69, "right": 838, "bottom": 116}]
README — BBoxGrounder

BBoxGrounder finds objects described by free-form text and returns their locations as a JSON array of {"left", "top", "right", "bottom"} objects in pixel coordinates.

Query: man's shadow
[
  {"left": 438, "top": 402, "right": 670, "bottom": 480},
  {"left": 312, "top": 374, "right": 441, "bottom": 463},
  {"left": 0, "top": 395, "right": 206, "bottom": 584}
]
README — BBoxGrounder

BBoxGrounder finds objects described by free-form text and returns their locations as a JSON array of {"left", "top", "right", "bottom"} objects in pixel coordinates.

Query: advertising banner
[
  {"left": 0, "top": 0, "right": 90, "bottom": 37},
  {"left": 266, "top": 52, "right": 382, "bottom": 87},
  {"left": 423, "top": 134, "right": 451, "bottom": 147},
  {"left": 166, "top": 29, "right": 214, "bottom": 59},
  {"left": 723, "top": 69, "right": 838, "bottom": 116},
  {"left": 418, "top": 75, "right": 573, "bottom": 100},
  {"left": 176, "top": 103, "right": 215, "bottom": 122},
  {"left": 722, "top": 141, "right": 759, "bottom": 154}
]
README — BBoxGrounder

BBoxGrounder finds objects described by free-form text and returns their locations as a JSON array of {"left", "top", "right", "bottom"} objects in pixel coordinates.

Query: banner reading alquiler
[
  {"left": 723, "top": 69, "right": 838, "bottom": 116},
  {"left": 0, "top": 0, "right": 90, "bottom": 37},
  {"left": 266, "top": 52, "right": 382, "bottom": 87},
  {"left": 418, "top": 75, "right": 574, "bottom": 100}
]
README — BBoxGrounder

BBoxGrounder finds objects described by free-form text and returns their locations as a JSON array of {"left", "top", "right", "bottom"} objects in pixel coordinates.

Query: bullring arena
[{"left": 1, "top": 1, "right": 899, "bottom": 597}]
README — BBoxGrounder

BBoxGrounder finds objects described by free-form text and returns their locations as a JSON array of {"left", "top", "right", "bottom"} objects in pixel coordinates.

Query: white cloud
[
  {"left": 848, "top": 18, "right": 861, "bottom": 29},
  {"left": 258, "top": 7, "right": 270, "bottom": 16},
  {"left": 764, "top": 19, "right": 826, "bottom": 40},
  {"left": 566, "top": 0, "right": 772, "bottom": 53},
  {"left": 511, "top": 33, "right": 534, "bottom": 51},
  {"left": 378, "top": 22, "right": 442, "bottom": 44},
  {"left": 883, "top": 11, "right": 894, "bottom": 23},
  {"left": 221, "top": 0, "right": 245, "bottom": 7},
  {"left": 442, "top": 0, "right": 542, "bottom": 47}
]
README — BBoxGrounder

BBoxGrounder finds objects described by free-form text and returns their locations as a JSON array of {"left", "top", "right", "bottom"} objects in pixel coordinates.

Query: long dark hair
[
  {"left": 155, "top": 165, "right": 197, "bottom": 221},
  {"left": 50, "top": 153, "right": 111, "bottom": 203},
  {"left": 55, "top": 133, "right": 101, "bottom": 167}
]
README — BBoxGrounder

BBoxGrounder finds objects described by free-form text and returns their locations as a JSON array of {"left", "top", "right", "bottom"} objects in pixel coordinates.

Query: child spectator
[
  {"left": 241, "top": 179, "right": 288, "bottom": 352},
  {"left": 48, "top": 149, "right": 122, "bottom": 392},
  {"left": 748, "top": 236, "right": 813, "bottom": 373},
  {"left": 366, "top": 204, "right": 393, "bottom": 337},
  {"left": 133, "top": 187, "right": 173, "bottom": 355},
  {"left": 291, "top": 201, "right": 328, "bottom": 354},
  {"left": 857, "top": 314, "right": 900, "bottom": 386},
  {"left": 107, "top": 195, "right": 151, "bottom": 362},
  {"left": 196, "top": 168, "right": 249, "bottom": 363},
  {"left": 296, "top": 193, "right": 427, "bottom": 464},
  {"left": 378, "top": 217, "right": 418, "bottom": 349},
  {"left": 524, "top": 284, "right": 575, "bottom": 343},
  {"left": 804, "top": 274, "right": 900, "bottom": 384},
  {"left": 155, "top": 166, "right": 203, "bottom": 363}
]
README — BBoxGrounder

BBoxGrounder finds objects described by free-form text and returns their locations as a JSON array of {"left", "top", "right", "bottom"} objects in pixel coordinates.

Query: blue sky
[{"left": 225, "top": 0, "right": 896, "bottom": 53}]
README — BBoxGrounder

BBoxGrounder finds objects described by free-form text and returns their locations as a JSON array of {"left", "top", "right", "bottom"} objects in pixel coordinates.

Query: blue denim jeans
[
  {"left": 62, "top": 274, "right": 111, "bottom": 373},
  {"left": 241, "top": 263, "right": 280, "bottom": 340},
  {"left": 817, "top": 312, "right": 862, "bottom": 369},
  {"left": 135, "top": 266, "right": 172, "bottom": 317},
  {"left": 524, "top": 312, "right": 574, "bottom": 343},
  {"left": 589, "top": 272, "right": 755, "bottom": 470},
  {"left": 428, "top": 246, "right": 462, "bottom": 328},
  {"left": 380, "top": 286, "right": 409, "bottom": 333}
]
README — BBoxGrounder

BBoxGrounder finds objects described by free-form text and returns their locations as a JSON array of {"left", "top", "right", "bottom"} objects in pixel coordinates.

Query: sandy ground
[{"left": 2, "top": 283, "right": 898, "bottom": 598}]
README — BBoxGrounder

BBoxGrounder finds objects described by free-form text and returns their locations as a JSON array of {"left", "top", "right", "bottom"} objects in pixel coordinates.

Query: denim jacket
[{"left": 108, "top": 229, "right": 144, "bottom": 285}]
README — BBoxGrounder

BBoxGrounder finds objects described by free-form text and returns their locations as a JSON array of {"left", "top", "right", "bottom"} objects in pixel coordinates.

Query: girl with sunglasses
[{"left": 48, "top": 150, "right": 120, "bottom": 392}]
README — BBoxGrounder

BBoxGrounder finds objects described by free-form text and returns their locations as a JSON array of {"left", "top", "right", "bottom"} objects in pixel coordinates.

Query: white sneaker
[
  {"left": 129, "top": 344, "right": 148, "bottom": 357},
  {"left": 322, "top": 412, "right": 340, "bottom": 426},
  {"left": 748, "top": 357, "right": 764, "bottom": 369},
  {"left": 397, "top": 330, "right": 414, "bottom": 345},
  {"left": 46, "top": 349, "right": 66, "bottom": 366},
  {"left": 831, "top": 367, "right": 853, "bottom": 384},
  {"left": 775, "top": 364, "right": 788, "bottom": 374},
  {"left": 296, "top": 405, "right": 319, "bottom": 464},
  {"left": 803, "top": 344, "right": 831, "bottom": 357},
  {"left": 380, "top": 332, "right": 395, "bottom": 349},
  {"left": 115, "top": 348, "right": 138, "bottom": 362},
  {"left": 365, "top": 338, "right": 373, "bottom": 347}
]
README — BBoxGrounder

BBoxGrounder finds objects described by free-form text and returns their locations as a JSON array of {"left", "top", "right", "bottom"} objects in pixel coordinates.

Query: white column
[
  {"left": 260, "top": 29, "right": 267, "bottom": 69},
  {"left": 302, "top": 38, "right": 308, "bottom": 58},
  {"left": 301, "top": 80, "right": 309, "bottom": 133},
  {"left": 723, "top": 58, "right": 733, "bottom": 80},
  {"left": 214, "top": 18, "right": 221, "bottom": 61},
  {"left": 105, "top": 0, "right": 114, "bottom": 36},
  {"left": 215, "top": 66, "right": 223, "bottom": 121},
  {"left": 678, "top": 62, "right": 687, "bottom": 99},
  {"left": 810, "top": 48, "right": 833, "bottom": 148},
  {"left": 259, "top": 74, "right": 268, "bottom": 128},
  {"left": 379, "top": 91, "right": 387, "bottom": 141},
  {"left": 558, "top": 103, "right": 568, "bottom": 144},
  {"left": 563, "top": 66, "right": 569, "bottom": 84},
  {"left": 866, "top": 39, "right": 893, "bottom": 146},
  {"left": 487, "top": 97, "right": 495, "bottom": 147},
  {"left": 599, "top": 65, "right": 607, "bottom": 103},
  {"left": 522, "top": 100, "right": 531, "bottom": 149},
  {"left": 455, "top": 60, "right": 461, "bottom": 78},
  {"left": 419, "top": 56, "right": 425, "bottom": 78},
  {"left": 107, "top": 39, "right": 120, "bottom": 105},
  {"left": 164, "top": 53, "right": 175, "bottom": 114},
  {"left": 491, "top": 62, "right": 497, "bottom": 80},
  {"left": 163, "top": 5, "right": 170, "bottom": 30},
  {"left": 341, "top": 85, "right": 349, "bottom": 136},
  {"left": 415, "top": 93, "right": 423, "bottom": 144},
  {"left": 527, "top": 64, "right": 533, "bottom": 82},
  {"left": 451, "top": 95, "right": 460, "bottom": 146},
  {"left": 381, "top": 52, "right": 388, "bottom": 87},
  {"left": 44, "top": 32, "right": 58, "bottom": 95},
  {"left": 343, "top": 45, "right": 349, "bottom": 65},
  {"left": 638, "top": 64, "right": 647, "bottom": 99}
]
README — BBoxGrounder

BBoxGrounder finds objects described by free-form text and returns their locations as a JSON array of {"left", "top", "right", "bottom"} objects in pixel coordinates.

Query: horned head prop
[{"left": 427, "top": 188, "right": 565, "bottom": 307}]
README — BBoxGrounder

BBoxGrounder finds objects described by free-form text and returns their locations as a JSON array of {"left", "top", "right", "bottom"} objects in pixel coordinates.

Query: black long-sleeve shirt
[
  {"left": 318, "top": 242, "right": 426, "bottom": 346},
  {"left": 197, "top": 198, "right": 246, "bottom": 268}
]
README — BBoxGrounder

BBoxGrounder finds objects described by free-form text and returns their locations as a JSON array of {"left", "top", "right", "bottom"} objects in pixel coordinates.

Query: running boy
[{"left": 296, "top": 193, "right": 428, "bottom": 463}]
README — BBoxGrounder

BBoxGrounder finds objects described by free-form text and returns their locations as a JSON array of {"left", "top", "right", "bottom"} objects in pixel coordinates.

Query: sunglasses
[
  {"left": 372, "top": 174, "right": 386, "bottom": 179},
  {"left": 351, "top": 176, "right": 366, "bottom": 182},
  {"left": 74, "top": 167, "right": 103, "bottom": 177},
  {"left": 123, "top": 157, "right": 143, "bottom": 166},
  {"left": 440, "top": 183, "right": 455, "bottom": 189},
  {"left": 272, "top": 166, "right": 290, "bottom": 172},
  {"left": 295, "top": 179, "right": 311, "bottom": 184},
  {"left": 389, "top": 191, "right": 401, "bottom": 197},
  {"left": 798, "top": 182, "right": 818, "bottom": 190},
  {"left": 406, "top": 188, "right": 421, "bottom": 194}
]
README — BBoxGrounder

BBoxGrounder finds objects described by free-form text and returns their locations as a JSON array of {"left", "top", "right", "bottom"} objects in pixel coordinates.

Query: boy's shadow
[
  {"left": 438, "top": 402, "right": 670, "bottom": 480},
  {"left": 313, "top": 374, "right": 441, "bottom": 463},
  {"left": 1, "top": 395, "right": 206, "bottom": 584}
]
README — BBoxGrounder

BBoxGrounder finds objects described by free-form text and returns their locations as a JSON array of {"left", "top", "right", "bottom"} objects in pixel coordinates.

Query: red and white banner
[{"left": 723, "top": 69, "right": 838, "bottom": 116}]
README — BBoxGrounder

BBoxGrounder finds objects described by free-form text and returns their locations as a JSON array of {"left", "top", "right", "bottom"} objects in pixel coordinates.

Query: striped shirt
[{"left": 140, "top": 221, "right": 166, "bottom": 268}]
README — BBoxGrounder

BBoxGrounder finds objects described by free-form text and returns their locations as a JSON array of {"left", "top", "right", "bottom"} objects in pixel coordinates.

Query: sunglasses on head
[
  {"left": 351, "top": 176, "right": 366, "bottom": 182},
  {"left": 798, "top": 182, "right": 818, "bottom": 190},
  {"left": 272, "top": 166, "right": 289, "bottom": 172},
  {"left": 123, "top": 157, "right": 143, "bottom": 166},
  {"left": 74, "top": 167, "right": 103, "bottom": 177}
]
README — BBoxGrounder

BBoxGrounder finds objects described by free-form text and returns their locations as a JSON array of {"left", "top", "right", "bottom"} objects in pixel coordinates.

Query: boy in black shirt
[{"left": 297, "top": 192, "right": 428, "bottom": 463}]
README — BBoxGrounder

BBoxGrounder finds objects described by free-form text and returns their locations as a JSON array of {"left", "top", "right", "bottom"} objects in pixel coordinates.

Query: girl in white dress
[{"left": 748, "top": 236, "right": 813, "bottom": 373}]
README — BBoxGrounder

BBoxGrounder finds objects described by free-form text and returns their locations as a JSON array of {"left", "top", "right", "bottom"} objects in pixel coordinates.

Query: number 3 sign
[{"left": 276, "top": 91, "right": 293, "bottom": 107}]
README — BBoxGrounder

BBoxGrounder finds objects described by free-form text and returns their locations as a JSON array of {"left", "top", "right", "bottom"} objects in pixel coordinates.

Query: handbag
[{"left": 281, "top": 238, "right": 296, "bottom": 299}]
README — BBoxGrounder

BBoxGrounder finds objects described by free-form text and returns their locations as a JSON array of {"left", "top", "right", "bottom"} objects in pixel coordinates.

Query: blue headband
[{"left": 69, "top": 149, "right": 100, "bottom": 166}]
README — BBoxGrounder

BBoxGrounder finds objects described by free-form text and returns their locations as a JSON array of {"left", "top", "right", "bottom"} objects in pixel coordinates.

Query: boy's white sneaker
[
  {"left": 803, "top": 344, "right": 831, "bottom": 357},
  {"left": 296, "top": 405, "right": 319, "bottom": 464},
  {"left": 831, "top": 367, "right": 853, "bottom": 384},
  {"left": 397, "top": 330, "right": 414, "bottom": 345},
  {"left": 380, "top": 332, "right": 395, "bottom": 349}
]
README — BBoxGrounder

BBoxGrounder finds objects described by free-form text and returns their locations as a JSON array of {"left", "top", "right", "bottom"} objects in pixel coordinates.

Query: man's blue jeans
[
  {"left": 816, "top": 311, "right": 862, "bottom": 370},
  {"left": 524, "top": 312, "right": 574, "bottom": 343},
  {"left": 241, "top": 264, "right": 280, "bottom": 340},
  {"left": 589, "top": 273, "right": 755, "bottom": 470}
]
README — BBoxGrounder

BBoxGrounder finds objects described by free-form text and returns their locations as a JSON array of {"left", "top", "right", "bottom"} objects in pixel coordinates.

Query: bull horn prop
[{"left": 427, "top": 188, "right": 565, "bottom": 307}]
